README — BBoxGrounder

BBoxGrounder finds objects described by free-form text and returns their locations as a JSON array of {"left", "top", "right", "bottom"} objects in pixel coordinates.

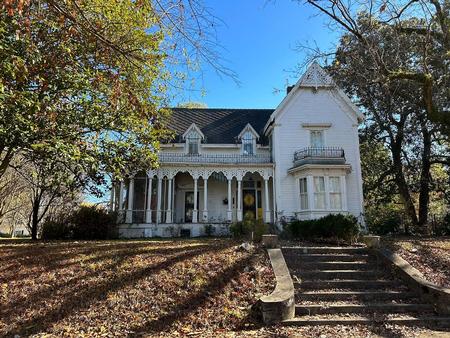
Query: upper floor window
[
  {"left": 187, "top": 130, "right": 200, "bottom": 154},
  {"left": 242, "top": 131, "right": 254, "bottom": 155},
  {"left": 310, "top": 130, "right": 324, "bottom": 147}
]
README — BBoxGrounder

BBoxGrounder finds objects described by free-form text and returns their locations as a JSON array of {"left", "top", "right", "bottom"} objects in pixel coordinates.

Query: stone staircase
[{"left": 281, "top": 246, "right": 450, "bottom": 327}]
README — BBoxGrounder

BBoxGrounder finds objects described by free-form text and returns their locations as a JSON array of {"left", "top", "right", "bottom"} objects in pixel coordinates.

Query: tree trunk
[
  {"left": 31, "top": 198, "right": 40, "bottom": 240},
  {"left": 391, "top": 140, "right": 418, "bottom": 231},
  {"left": 418, "top": 121, "right": 432, "bottom": 229}
]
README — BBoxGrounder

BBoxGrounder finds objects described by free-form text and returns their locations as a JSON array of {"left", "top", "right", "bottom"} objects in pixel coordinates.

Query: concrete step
[
  {"left": 291, "top": 261, "right": 375, "bottom": 270},
  {"left": 298, "top": 270, "right": 384, "bottom": 280},
  {"left": 284, "top": 253, "right": 374, "bottom": 262},
  {"left": 296, "top": 279, "right": 401, "bottom": 290},
  {"left": 282, "top": 316, "right": 450, "bottom": 327},
  {"left": 295, "top": 303, "right": 434, "bottom": 315},
  {"left": 283, "top": 247, "right": 368, "bottom": 254},
  {"left": 297, "top": 290, "right": 416, "bottom": 301}
]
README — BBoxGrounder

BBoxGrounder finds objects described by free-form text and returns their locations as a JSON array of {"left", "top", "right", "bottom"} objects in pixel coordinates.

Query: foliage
[
  {"left": 230, "top": 217, "right": 268, "bottom": 242},
  {"left": 287, "top": 214, "right": 359, "bottom": 242},
  {"left": 365, "top": 204, "right": 403, "bottom": 235},
  {"left": 434, "top": 213, "right": 450, "bottom": 236},
  {"left": 203, "top": 224, "right": 214, "bottom": 237},
  {"left": 41, "top": 218, "right": 71, "bottom": 240},
  {"left": 70, "top": 205, "right": 116, "bottom": 240}
]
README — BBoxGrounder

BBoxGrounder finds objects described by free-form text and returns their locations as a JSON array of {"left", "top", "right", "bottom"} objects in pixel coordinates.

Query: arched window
[
  {"left": 187, "top": 130, "right": 200, "bottom": 154},
  {"left": 242, "top": 131, "right": 254, "bottom": 155}
]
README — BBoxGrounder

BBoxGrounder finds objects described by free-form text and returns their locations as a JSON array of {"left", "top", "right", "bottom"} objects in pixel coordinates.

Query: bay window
[
  {"left": 313, "top": 176, "right": 326, "bottom": 209},
  {"left": 299, "top": 177, "right": 308, "bottom": 210},
  {"left": 329, "top": 176, "right": 342, "bottom": 209}
]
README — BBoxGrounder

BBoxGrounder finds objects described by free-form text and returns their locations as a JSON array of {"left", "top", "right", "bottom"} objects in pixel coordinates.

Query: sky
[{"left": 171, "top": 0, "right": 340, "bottom": 109}]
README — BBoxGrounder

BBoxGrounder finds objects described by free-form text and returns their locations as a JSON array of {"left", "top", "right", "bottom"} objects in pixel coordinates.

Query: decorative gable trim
[
  {"left": 238, "top": 123, "right": 260, "bottom": 140},
  {"left": 182, "top": 123, "right": 205, "bottom": 140},
  {"left": 263, "top": 62, "right": 364, "bottom": 135}
]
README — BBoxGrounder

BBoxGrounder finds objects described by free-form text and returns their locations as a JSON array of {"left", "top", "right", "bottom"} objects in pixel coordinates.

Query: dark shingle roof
[{"left": 167, "top": 108, "right": 274, "bottom": 145}]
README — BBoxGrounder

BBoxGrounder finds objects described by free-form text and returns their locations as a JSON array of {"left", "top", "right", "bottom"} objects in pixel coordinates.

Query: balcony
[
  {"left": 159, "top": 152, "right": 272, "bottom": 164},
  {"left": 293, "top": 147, "right": 345, "bottom": 167}
]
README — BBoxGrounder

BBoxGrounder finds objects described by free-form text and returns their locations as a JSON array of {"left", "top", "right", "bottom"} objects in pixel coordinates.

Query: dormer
[
  {"left": 182, "top": 123, "right": 204, "bottom": 154},
  {"left": 238, "top": 123, "right": 259, "bottom": 155}
]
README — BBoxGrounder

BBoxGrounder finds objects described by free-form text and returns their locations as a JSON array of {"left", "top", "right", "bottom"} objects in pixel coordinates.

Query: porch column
[
  {"left": 145, "top": 176, "right": 153, "bottom": 223},
  {"left": 237, "top": 179, "right": 243, "bottom": 222},
  {"left": 109, "top": 183, "right": 115, "bottom": 212},
  {"left": 193, "top": 178, "right": 198, "bottom": 223},
  {"left": 156, "top": 177, "right": 162, "bottom": 223},
  {"left": 202, "top": 177, "right": 208, "bottom": 222},
  {"left": 126, "top": 177, "right": 134, "bottom": 223},
  {"left": 119, "top": 182, "right": 124, "bottom": 211},
  {"left": 264, "top": 178, "right": 271, "bottom": 223},
  {"left": 166, "top": 178, "right": 173, "bottom": 223},
  {"left": 227, "top": 179, "right": 232, "bottom": 222}
]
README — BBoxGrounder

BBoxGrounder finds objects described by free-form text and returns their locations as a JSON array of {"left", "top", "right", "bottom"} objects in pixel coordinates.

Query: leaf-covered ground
[
  {"left": 0, "top": 238, "right": 448, "bottom": 337},
  {"left": 381, "top": 237, "right": 450, "bottom": 288}
]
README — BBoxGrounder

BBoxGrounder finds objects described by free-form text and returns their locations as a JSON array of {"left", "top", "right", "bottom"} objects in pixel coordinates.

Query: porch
[{"left": 111, "top": 164, "right": 274, "bottom": 237}]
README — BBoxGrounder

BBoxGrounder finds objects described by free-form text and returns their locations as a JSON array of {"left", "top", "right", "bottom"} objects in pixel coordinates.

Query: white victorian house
[{"left": 112, "top": 62, "right": 365, "bottom": 238}]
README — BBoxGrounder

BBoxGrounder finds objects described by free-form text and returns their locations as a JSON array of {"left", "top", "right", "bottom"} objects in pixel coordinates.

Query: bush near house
[
  {"left": 286, "top": 213, "right": 359, "bottom": 242},
  {"left": 230, "top": 216, "right": 268, "bottom": 242},
  {"left": 41, "top": 205, "right": 116, "bottom": 240}
]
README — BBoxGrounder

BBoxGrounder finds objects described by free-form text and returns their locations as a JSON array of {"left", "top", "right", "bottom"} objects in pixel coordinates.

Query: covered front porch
[{"left": 111, "top": 165, "right": 274, "bottom": 237}]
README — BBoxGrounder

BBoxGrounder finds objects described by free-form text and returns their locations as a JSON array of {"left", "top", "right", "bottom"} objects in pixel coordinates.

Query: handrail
[
  {"left": 159, "top": 152, "right": 272, "bottom": 164},
  {"left": 294, "top": 147, "right": 345, "bottom": 162}
]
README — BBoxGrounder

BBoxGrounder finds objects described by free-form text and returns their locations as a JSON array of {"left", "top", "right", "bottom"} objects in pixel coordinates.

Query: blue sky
[{"left": 172, "top": 0, "right": 340, "bottom": 109}]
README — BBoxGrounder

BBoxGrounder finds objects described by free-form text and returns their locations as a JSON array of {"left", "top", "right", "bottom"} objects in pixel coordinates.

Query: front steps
[{"left": 282, "top": 246, "right": 450, "bottom": 327}]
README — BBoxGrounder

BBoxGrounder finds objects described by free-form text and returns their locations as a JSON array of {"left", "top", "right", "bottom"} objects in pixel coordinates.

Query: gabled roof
[
  {"left": 182, "top": 123, "right": 205, "bottom": 140},
  {"left": 167, "top": 108, "right": 274, "bottom": 144},
  {"left": 263, "top": 61, "right": 364, "bottom": 134},
  {"left": 238, "top": 123, "right": 260, "bottom": 140}
]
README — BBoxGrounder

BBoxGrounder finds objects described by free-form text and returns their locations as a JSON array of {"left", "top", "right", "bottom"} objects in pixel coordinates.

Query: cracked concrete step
[
  {"left": 295, "top": 303, "right": 434, "bottom": 315},
  {"left": 297, "top": 270, "right": 384, "bottom": 280},
  {"left": 282, "top": 247, "right": 368, "bottom": 254},
  {"left": 297, "top": 290, "right": 417, "bottom": 301},
  {"left": 296, "top": 279, "right": 401, "bottom": 290},
  {"left": 291, "top": 261, "right": 376, "bottom": 270},
  {"left": 283, "top": 253, "right": 374, "bottom": 262},
  {"left": 282, "top": 315, "right": 450, "bottom": 327}
]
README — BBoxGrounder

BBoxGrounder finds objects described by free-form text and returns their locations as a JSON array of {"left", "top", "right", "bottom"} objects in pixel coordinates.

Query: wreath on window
[{"left": 244, "top": 193, "right": 255, "bottom": 206}]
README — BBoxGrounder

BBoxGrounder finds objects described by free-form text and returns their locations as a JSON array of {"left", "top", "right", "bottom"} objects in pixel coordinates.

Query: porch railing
[
  {"left": 159, "top": 152, "right": 272, "bottom": 164},
  {"left": 293, "top": 147, "right": 345, "bottom": 166}
]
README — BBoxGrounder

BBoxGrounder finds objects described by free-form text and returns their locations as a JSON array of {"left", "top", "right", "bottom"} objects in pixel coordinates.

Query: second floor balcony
[
  {"left": 159, "top": 152, "right": 272, "bottom": 165},
  {"left": 293, "top": 147, "right": 345, "bottom": 167}
]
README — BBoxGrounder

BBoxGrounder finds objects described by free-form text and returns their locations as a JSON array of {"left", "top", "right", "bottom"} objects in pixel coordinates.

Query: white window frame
[
  {"left": 299, "top": 177, "right": 308, "bottom": 210},
  {"left": 313, "top": 176, "right": 326, "bottom": 210},
  {"left": 182, "top": 123, "right": 204, "bottom": 155},
  {"left": 310, "top": 130, "right": 325, "bottom": 148},
  {"left": 329, "top": 176, "right": 342, "bottom": 210},
  {"left": 238, "top": 123, "right": 259, "bottom": 155}
]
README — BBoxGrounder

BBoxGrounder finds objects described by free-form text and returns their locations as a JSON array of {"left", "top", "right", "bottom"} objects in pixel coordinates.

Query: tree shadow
[{"left": 3, "top": 241, "right": 232, "bottom": 336}]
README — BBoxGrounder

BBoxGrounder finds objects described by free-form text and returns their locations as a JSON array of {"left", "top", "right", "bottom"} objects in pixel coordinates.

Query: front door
[
  {"left": 185, "top": 192, "right": 194, "bottom": 223},
  {"left": 243, "top": 189, "right": 256, "bottom": 220}
]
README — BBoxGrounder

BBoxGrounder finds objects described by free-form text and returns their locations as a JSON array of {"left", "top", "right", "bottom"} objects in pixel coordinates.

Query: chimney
[{"left": 286, "top": 85, "right": 295, "bottom": 95}]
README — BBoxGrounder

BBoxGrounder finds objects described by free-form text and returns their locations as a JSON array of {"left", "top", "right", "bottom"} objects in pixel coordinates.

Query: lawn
[
  {"left": 1, "top": 238, "right": 448, "bottom": 338},
  {"left": 381, "top": 237, "right": 450, "bottom": 288}
]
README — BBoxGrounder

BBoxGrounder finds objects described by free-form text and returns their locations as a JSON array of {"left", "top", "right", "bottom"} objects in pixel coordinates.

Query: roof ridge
[{"left": 170, "top": 107, "right": 275, "bottom": 111}]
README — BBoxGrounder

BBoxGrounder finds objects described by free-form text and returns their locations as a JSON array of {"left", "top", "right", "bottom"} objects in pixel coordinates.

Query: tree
[
  {"left": 327, "top": 15, "right": 448, "bottom": 230},
  {"left": 303, "top": 0, "right": 450, "bottom": 136}
]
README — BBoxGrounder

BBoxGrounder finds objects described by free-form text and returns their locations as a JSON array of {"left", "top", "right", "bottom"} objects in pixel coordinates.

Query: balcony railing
[
  {"left": 159, "top": 152, "right": 272, "bottom": 164},
  {"left": 293, "top": 147, "right": 345, "bottom": 166}
]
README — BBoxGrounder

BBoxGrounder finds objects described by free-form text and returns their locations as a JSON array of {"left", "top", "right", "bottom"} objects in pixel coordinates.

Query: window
[
  {"left": 329, "top": 176, "right": 342, "bottom": 209},
  {"left": 313, "top": 176, "right": 326, "bottom": 209},
  {"left": 310, "top": 130, "right": 324, "bottom": 147},
  {"left": 299, "top": 178, "right": 308, "bottom": 210},
  {"left": 186, "top": 130, "right": 200, "bottom": 154},
  {"left": 242, "top": 131, "right": 254, "bottom": 155}
]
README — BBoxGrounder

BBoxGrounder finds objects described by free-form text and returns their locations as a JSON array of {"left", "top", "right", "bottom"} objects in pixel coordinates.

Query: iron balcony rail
[
  {"left": 159, "top": 152, "right": 272, "bottom": 164},
  {"left": 294, "top": 147, "right": 345, "bottom": 164}
]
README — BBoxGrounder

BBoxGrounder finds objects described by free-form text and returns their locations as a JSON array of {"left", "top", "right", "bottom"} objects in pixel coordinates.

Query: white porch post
[
  {"left": 193, "top": 178, "right": 198, "bottom": 223},
  {"left": 202, "top": 177, "right": 208, "bottom": 222},
  {"left": 109, "top": 183, "right": 115, "bottom": 212},
  {"left": 156, "top": 177, "right": 162, "bottom": 223},
  {"left": 145, "top": 176, "right": 153, "bottom": 223},
  {"left": 126, "top": 177, "right": 134, "bottom": 223},
  {"left": 264, "top": 178, "right": 271, "bottom": 223},
  {"left": 166, "top": 178, "right": 173, "bottom": 223},
  {"left": 119, "top": 182, "right": 124, "bottom": 211},
  {"left": 227, "top": 179, "right": 232, "bottom": 222},
  {"left": 237, "top": 179, "right": 243, "bottom": 222}
]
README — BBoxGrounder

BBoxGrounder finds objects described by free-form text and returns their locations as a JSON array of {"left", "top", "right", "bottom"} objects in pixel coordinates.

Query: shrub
[
  {"left": 203, "top": 224, "right": 215, "bottom": 237},
  {"left": 434, "top": 213, "right": 450, "bottom": 236},
  {"left": 230, "top": 216, "right": 268, "bottom": 242},
  {"left": 287, "top": 213, "right": 359, "bottom": 242},
  {"left": 41, "top": 219, "right": 71, "bottom": 240},
  {"left": 365, "top": 205, "right": 402, "bottom": 235},
  {"left": 70, "top": 205, "right": 117, "bottom": 240}
]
